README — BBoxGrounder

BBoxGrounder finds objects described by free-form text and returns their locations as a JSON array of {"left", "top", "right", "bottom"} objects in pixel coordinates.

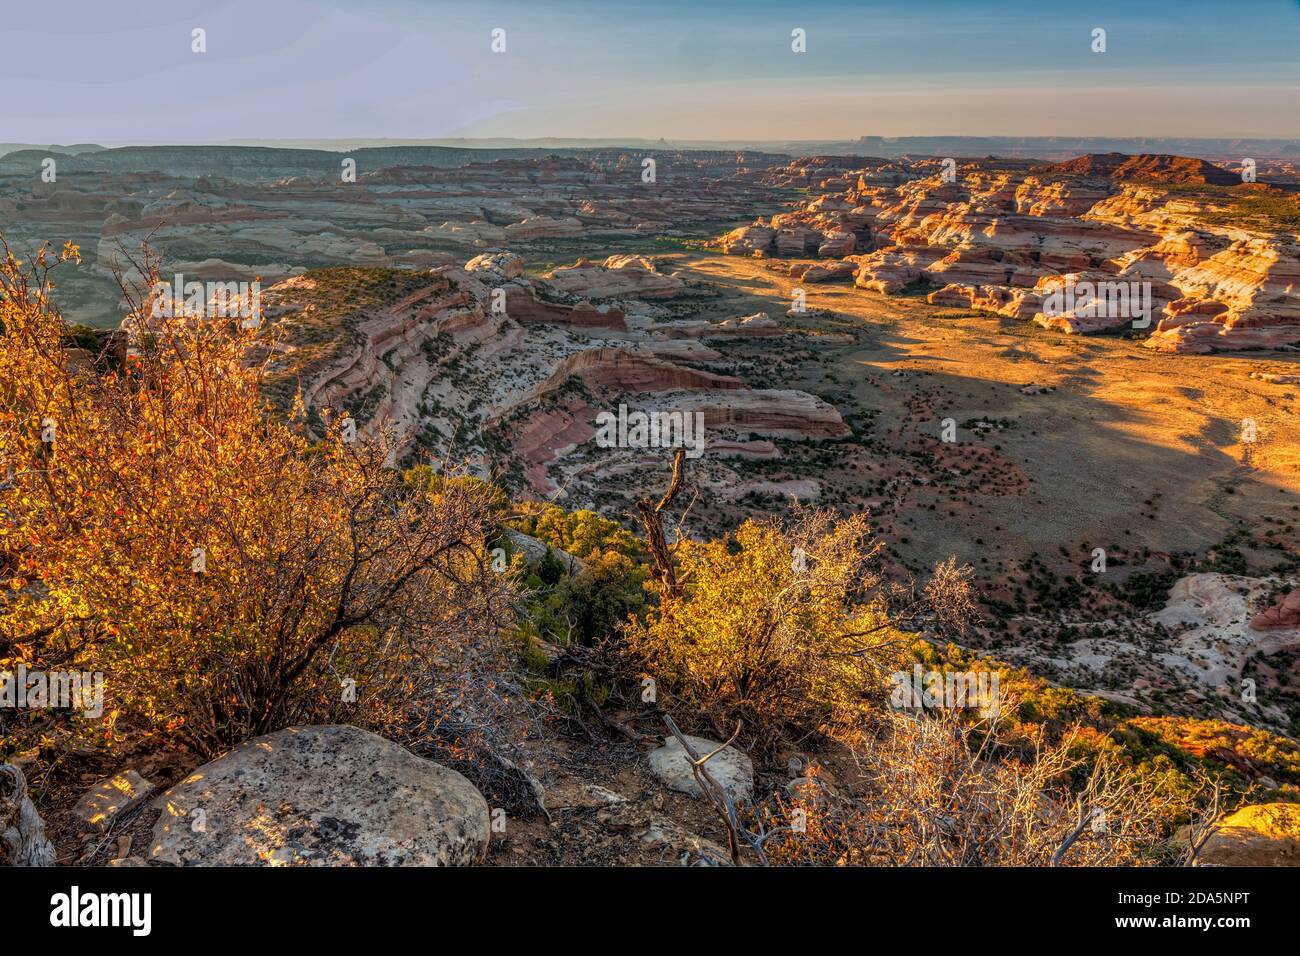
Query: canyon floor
[
  {"left": 681, "top": 248, "right": 1300, "bottom": 566},
  {"left": 659, "top": 249, "right": 1300, "bottom": 726}
]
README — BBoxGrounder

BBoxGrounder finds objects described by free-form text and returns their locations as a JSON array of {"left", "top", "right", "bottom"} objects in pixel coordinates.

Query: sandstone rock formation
[
  {"left": 716, "top": 221, "right": 775, "bottom": 254},
  {"left": 258, "top": 255, "right": 847, "bottom": 501},
  {"left": 464, "top": 251, "right": 524, "bottom": 281},
  {"left": 1038, "top": 152, "right": 1243, "bottom": 186},
  {"left": 544, "top": 255, "right": 687, "bottom": 300},
  {"left": 664, "top": 390, "right": 849, "bottom": 440},
  {"left": 1251, "top": 589, "right": 1300, "bottom": 630},
  {"left": 149, "top": 725, "right": 490, "bottom": 866},
  {"left": 1249, "top": 370, "right": 1300, "bottom": 385},
  {"left": 714, "top": 154, "right": 1300, "bottom": 354},
  {"left": 1198, "top": 803, "right": 1300, "bottom": 866},
  {"left": 535, "top": 346, "right": 745, "bottom": 396},
  {"left": 661, "top": 311, "right": 784, "bottom": 339},
  {"left": 1148, "top": 573, "right": 1300, "bottom": 686},
  {"left": 1, "top": 149, "right": 789, "bottom": 327},
  {"left": 700, "top": 312, "right": 782, "bottom": 337},
  {"left": 786, "top": 259, "right": 857, "bottom": 283}
]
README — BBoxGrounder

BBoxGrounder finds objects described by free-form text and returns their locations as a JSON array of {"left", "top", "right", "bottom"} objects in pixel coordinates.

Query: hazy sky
[{"left": 7, "top": 0, "right": 1300, "bottom": 143}]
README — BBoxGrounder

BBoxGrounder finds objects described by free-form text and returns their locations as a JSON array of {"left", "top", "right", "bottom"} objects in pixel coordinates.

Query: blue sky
[{"left": 6, "top": 0, "right": 1300, "bottom": 143}]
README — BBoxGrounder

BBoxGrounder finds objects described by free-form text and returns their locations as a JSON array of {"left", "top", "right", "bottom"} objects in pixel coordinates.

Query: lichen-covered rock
[{"left": 149, "top": 725, "right": 489, "bottom": 866}]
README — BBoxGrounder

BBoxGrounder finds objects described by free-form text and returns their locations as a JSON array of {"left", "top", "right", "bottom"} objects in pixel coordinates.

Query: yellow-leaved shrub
[{"left": 628, "top": 509, "right": 906, "bottom": 740}]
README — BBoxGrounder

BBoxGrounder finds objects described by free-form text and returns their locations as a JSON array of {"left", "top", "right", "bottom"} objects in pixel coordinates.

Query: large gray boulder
[
  {"left": 647, "top": 734, "right": 753, "bottom": 804},
  {"left": 149, "top": 725, "right": 490, "bottom": 866},
  {"left": 503, "top": 528, "right": 585, "bottom": 576}
]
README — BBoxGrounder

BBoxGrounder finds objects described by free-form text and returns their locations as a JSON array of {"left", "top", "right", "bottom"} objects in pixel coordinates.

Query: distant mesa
[{"left": 1036, "top": 152, "right": 1243, "bottom": 186}]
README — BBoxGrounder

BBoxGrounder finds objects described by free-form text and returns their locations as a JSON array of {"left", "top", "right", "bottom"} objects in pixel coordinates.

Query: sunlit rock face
[
  {"left": 1196, "top": 803, "right": 1300, "bottom": 867},
  {"left": 713, "top": 154, "right": 1300, "bottom": 354},
  {"left": 544, "top": 255, "right": 688, "bottom": 300}
]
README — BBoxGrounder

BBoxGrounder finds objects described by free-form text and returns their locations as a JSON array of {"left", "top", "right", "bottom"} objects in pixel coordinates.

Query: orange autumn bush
[{"left": 0, "top": 241, "right": 513, "bottom": 758}]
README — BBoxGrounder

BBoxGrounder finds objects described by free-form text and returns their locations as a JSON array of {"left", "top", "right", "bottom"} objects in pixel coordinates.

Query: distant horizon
[
  {"left": 10, "top": 133, "right": 1300, "bottom": 153},
  {"left": 9, "top": 0, "right": 1300, "bottom": 143}
]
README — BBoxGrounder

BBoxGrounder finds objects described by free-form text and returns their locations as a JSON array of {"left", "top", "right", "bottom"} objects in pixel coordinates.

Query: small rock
[
  {"left": 1249, "top": 371, "right": 1300, "bottom": 385},
  {"left": 73, "top": 770, "right": 154, "bottom": 831},
  {"left": 583, "top": 785, "right": 629, "bottom": 806},
  {"left": 647, "top": 734, "right": 754, "bottom": 804},
  {"left": 544, "top": 782, "right": 627, "bottom": 810}
]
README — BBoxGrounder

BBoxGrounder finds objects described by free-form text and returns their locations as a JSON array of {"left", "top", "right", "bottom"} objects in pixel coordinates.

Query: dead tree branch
[
  {"left": 637, "top": 448, "right": 687, "bottom": 601},
  {"left": 0, "top": 764, "right": 56, "bottom": 866},
  {"left": 663, "top": 712, "right": 743, "bottom": 865}
]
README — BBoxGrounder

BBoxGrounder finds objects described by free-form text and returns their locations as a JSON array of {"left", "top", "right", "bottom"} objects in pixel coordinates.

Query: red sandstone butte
[{"left": 1250, "top": 590, "right": 1300, "bottom": 631}]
